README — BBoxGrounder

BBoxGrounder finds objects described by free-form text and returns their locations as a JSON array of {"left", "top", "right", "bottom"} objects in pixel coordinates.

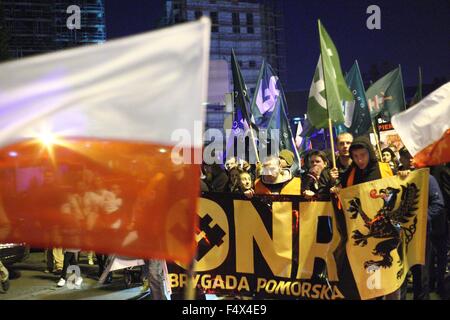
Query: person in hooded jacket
[{"left": 340, "top": 136, "right": 393, "bottom": 188}]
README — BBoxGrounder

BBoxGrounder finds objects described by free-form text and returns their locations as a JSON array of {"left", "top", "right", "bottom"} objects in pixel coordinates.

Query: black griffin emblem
[
  {"left": 347, "top": 183, "right": 419, "bottom": 279},
  {"left": 196, "top": 214, "right": 226, "bottom": 261}
]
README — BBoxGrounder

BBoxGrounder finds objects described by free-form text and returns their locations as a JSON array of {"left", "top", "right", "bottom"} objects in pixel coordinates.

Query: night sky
[{"left": 105, "top": 0, "right": 450, "bottom": 91}]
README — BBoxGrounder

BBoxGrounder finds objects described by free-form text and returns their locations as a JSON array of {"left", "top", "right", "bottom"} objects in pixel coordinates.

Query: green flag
[
  {"left": 307, "top": 21, "right": 352, "bottom": 129},
  {"left": 409, "top": 66, "right": 422, "bottom": 108},
  {"left": 366, "top": 67, "right": 406, "bottom": 120}
]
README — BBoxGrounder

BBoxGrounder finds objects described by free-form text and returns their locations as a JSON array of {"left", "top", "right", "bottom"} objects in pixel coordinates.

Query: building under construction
[
  {"left": 163, "top": 0, "right": 287, "bottom": 92},
  {"left": 0, "top": 0, "right": 105, "bottom": 61}
]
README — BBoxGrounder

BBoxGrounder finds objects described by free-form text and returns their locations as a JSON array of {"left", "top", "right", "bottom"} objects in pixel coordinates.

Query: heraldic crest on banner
[{"left": 346, "top": 183, "right": 419, "bottom": 279}]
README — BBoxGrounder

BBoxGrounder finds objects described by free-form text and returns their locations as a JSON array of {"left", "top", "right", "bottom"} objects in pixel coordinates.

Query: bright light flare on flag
[
  {"left": 37, "top": 132, "right": 57, "bottom": 148},
  {"left": 0, "top": 138, "right": 200, "bottom": 263},
  {"left": 0, "top": 18, "right": 211, "bottom": 263}
]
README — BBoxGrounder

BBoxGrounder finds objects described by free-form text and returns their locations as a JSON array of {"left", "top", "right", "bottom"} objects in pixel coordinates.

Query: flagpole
[
  {"left": 418, "top": 66, "right": 422, "bottom": 100},
  {"left": 318, "top": 20, "right": 337, "bottom": 168},
  {"left": 244, "top": 67, "right": 260, "bottom": 164},
  {"left": 184, "top": 258, "right": 197, "bottom": 300},
  {"left": 295, "top": 120, "right": 304, "bottom": 166},
  {"left": 328, "top": 119, "right": 337, "bottom": 168},
  {"left": 291, "top": 135, "right": 302, "bottom": 170},
  {"left": 240, "top": 91, "right": 260, "bottom": 164},
  {"left": 398, "top": 64, "right": 407, "bottom": 111},
  {"left": 232, "top": 48, "right": 260, "bottom": 164},
  {"left": 248, "top": 125, "right": 260, "bottom": 163},
  {"left": 371, "top": 119, "right": 383, "bottom": 160},
  {"left": 282, "top": 97, "right": 301, "bottom": 170}
]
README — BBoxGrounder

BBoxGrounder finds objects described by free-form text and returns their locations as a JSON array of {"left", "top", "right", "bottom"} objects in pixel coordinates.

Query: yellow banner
[{"left": 339, "top": 168, "right": 428, "bottom": 299}]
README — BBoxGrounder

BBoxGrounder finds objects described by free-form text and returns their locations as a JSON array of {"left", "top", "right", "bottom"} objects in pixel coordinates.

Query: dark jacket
[
  {"left": 203, "top": 164, "right": 229, "bottom": 192},
  {"left": 428, "top": 174, "right": 446, "bottom": 236},
  {"left": 302, "top": 168, "right": 334, "bottom": 196},
  {"left": 431, "top": 164, "right": 450, "bottom": 221},
  {"left": 341, "top": 136, "right": 382, "bottom": 187}
]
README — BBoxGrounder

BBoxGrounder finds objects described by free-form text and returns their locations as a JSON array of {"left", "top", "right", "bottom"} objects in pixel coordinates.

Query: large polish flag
[
  {"left": 392, "top": 82, "right": 450, "bottom": 168},
  {"left": 0, "top": 18, "right": 210, "bottom": 263}
]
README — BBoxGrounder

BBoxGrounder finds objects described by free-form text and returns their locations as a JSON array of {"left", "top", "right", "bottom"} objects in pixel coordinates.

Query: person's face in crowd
[
  {"left": 225, "top": 158, "right": 237, "bottom": 171},
  {"left": 239, "top": 173, "right": 253, "bottom": 191},
  {"left": 309, "top": 155, "right": 327, "bottom": 176},
  {"left": 400, "top": 152, "right": 415, "bottom": 170},
  {"left": 262, "top": 158, "right": 281, "bottom": 182},
  {"left": 352, "top": 148, "right": 370, "bottom": 170},
  {"left": 382, "top": 151, "right": 392, "bottom": 163},
  {"left": 229, "top": 168, "right": 240, "bottom": 185},
  {"left": 203, "top": 165, "right": 213, "bottom": 181},
  {"left": 337, "top": 134, "right": 353, "bottom": 157}
]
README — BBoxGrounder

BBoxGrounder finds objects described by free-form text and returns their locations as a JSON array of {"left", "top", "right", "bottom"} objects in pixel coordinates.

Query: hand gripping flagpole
[
  {"left": 184, "top": 255, "right": 198, "bottom": 300},
  {"left": 371, "top": 120, "right": 383, "bottom": 160},
  {"left": 328, "top": 118, "right": 337, "bottom": 168}
]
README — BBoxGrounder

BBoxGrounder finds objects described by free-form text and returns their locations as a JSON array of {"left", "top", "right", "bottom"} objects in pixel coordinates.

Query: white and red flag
[
  {"left": 0, "top": 18, "right": 210, "bottom": 263},
  {"left": 391, "top": 82, "right": 450, "bottom": 168}
]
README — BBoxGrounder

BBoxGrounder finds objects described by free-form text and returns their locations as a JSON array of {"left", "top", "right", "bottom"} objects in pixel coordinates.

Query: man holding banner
[{"left": 341, "top": 137, "right": 393, "bottom": 188}]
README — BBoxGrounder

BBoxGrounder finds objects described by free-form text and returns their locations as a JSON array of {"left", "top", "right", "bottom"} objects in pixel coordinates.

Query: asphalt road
[
  {"left": 0, "top": 252, "right": 144, "bottom": 300},
  {"left": 1, "top": 252, "right": 445, "bottom": 300}
]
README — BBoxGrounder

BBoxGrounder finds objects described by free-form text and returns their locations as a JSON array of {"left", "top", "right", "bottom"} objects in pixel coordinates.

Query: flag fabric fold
[
  {"left": 226, "top": 49, "right": 255, "bottom": 161},
  {"left": 250, "top": 61, "right": 297, "bottom": 158},
  {"left": 295, "top": 120, "right": 303, "bottom": 149},
  {"left": 231, "top": 49, "right": 253, "bottom": 130},
  {"left": 339, "top": 169, "right": 429, "bottom": 300},
  {"left": 391, "top": 82, "right": 450, "bottom": 167},
  {"left": 0, "top": 18, "right": 211, "bottom": 263},
  {"left": 307, "top": 21, "right": 352, "bottom": 129},
  {"left": 366, "top": 67, "right": 406, "bottom": 120},
  {"left": 409, "top": 67, "right": 423, "bottom": 108},
  {"left": 338, "top": 61, "right": 371, "bottom": 136}
]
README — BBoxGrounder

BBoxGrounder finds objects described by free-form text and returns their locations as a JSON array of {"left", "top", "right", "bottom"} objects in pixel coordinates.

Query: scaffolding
[
  {"left": 163, "top": 0, "right": 287, "bottom": 90},
  {"left": 1, "top": 0, "right": 105, "bottom": 59}
]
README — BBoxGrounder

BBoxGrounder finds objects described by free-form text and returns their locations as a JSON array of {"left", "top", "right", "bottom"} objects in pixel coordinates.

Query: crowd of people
[
  {"left": 0, "top": 132, "right": 448, "bottom": 300},
  {"left": 200, "top": 132, "right": 449, "bottom": 300}
]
